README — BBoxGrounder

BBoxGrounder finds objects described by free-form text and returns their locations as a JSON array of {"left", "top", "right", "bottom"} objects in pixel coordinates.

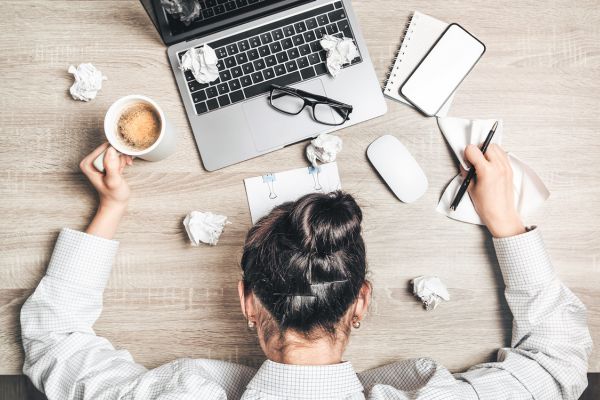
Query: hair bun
[{"left": 290, "top": 191, "right": 362, "bottom": 254}]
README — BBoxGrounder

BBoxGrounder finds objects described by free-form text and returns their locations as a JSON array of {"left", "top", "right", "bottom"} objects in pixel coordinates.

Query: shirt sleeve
[
  {"left": 455, "top": 228, "right": 593, "bottom": 399},
  {"left": 20, "top": 228, "right": 228, "bottom": 400}
]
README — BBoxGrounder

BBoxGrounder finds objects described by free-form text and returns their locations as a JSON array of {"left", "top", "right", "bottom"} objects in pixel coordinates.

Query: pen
[{"left": 450, "top": 121, "right": 499, "bottom": 211}]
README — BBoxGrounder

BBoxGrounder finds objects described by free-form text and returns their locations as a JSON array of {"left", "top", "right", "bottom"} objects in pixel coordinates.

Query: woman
[{"left": 21, "top": 143, "right": 591, "bottom": 399}]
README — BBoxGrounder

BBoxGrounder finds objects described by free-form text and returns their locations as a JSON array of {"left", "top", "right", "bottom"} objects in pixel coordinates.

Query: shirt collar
[{"left": 247, "top": 359, "right": 364, "bottom": 399}]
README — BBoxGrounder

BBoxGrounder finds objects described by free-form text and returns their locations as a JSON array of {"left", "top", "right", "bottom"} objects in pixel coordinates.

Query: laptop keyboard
[
  {"left": 195, "top": 0, "right": 270, "bottom": 25},
  {"left": 178, "top": 1, "right": 362, "bottom": 115}
]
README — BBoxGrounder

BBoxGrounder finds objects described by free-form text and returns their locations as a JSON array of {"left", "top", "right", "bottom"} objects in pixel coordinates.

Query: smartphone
[{"left": 400, "top": 24, "right": 486, "bottom": 117}]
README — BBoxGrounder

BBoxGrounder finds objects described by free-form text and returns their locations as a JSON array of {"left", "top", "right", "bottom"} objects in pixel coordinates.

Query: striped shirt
[{"left": 21, "top": 228, "right": 592, "bottom": 399}]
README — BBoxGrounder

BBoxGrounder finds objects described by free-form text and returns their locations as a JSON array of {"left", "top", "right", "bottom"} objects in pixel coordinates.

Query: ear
[
  {"left": 238, "top": 281, "right": 257, "bottom": 321},
  {"left": 352, "top": 282, "right": 372, "bottom": 321}
]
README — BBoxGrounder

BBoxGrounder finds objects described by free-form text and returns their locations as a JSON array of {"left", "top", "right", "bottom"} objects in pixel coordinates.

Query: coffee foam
[{"left": 117, "top": 103, "right": 161, "bottom": 151}]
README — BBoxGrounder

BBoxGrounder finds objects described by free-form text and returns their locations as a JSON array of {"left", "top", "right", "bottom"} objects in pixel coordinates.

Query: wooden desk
[{"left": 1, "top": 0, "right": 599, "bottom": 375}]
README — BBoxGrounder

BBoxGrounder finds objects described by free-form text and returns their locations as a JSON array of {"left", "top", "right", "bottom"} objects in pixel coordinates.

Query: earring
[
  {"left": 247, "top": 319, "right": 255, "bottom": 329},
  {"left": 352, "top": 316, "right": 361, "bottom": 329}
]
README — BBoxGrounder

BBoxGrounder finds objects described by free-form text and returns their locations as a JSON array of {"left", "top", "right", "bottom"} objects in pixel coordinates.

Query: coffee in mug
[{"left": 117, "top": 103, "right": 162, "bottom": 151}]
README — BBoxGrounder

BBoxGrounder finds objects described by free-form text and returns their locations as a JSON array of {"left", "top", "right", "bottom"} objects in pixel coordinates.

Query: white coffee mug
[{"left": 93, "top": 95, "right": 178, "bottom": 172}]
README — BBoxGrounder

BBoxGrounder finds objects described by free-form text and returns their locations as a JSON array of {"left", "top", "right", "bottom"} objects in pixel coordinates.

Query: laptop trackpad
[{"left": 244, "top": 79, "right": 331, "bottom": 152}]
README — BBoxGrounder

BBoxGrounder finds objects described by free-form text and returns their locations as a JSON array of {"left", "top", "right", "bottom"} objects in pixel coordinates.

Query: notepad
[
  {"left": 383, "top": 11, "right": 452, "bottom": 116},
  {"left": 244, "top": 163, "right": 342, "bottom": 224}
]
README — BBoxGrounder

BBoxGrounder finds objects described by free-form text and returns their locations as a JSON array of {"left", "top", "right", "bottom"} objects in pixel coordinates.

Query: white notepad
[
  {"left": 244, "top": 163, "right": 342, "bottom": 224},
  {"left": 383, "top": 11, "right": 452, "bottom": 116}
]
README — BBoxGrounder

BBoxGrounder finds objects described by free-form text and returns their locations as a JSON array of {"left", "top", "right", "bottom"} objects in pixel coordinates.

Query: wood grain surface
[{"left": 0, "top": 0, "right": 599, "bottom": 376}]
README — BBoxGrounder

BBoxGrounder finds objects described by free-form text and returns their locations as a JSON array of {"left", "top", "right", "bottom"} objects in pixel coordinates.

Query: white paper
[
  {"left": 411, "top": 275, "right": 450, "bottom": 310},
  {"left": 306, "top": 133, "right": 343, "bottom": 167},
  {"left": 183, "top": 211, "right": 230, "bottom": 246},
  {"left": 67, "top": 63, "right": 107, "bottom": 102},
  {"left": 320, "top": 35, "right": 359, "bottom": 77},
  {"left": 436, "top": 117, "right": 550, "bottom": 225},
  {"left": 180, "top": 45, "right": 219, "bottom": 84},
  {"left": 244, "top": 162, "right": 342, "bottom": 224}
]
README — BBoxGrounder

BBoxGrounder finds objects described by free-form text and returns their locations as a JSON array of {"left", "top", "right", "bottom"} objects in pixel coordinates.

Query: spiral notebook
[
  {"left": 244, "top": 162, "right": 342, "bottom": 224},
  {"left": 383, "top": 11, "right": 453, "bottom": 116}
]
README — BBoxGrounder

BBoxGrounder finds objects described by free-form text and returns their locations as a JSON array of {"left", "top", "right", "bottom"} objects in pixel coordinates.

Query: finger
[
  {"left": 464, "top": 144, "right": 489, "bottom": 172},
  {"left": 118, "top": 154, "right": 127, "bottom": 174},
  {"left": 104, "top": 147, "right": 123, "bottom": 186},
  {"left": 484, "top": 144, "right": 503, "bottom": 163},
  {"left": 81, "top": 142, "right": 110, "bottom": 166},
  {"left": 126, "top": 156, "right": 133, "bottom": 166}
]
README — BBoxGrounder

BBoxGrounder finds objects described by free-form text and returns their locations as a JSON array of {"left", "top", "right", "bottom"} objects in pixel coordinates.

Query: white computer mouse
[{"left": 367, "top": 135, "right": 428, "bottom": 203}]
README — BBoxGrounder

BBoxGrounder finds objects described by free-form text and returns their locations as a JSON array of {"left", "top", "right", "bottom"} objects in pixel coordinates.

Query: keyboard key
[
  {"left": 283, "top": 25, "right": 295, "bottom": 37},
  {"left": 184, "top": 70, "right": 195, "bottom": 81},
  {"left": 310, "top": 41, "right": 322, "bottom": 52},
  {"left": 188, "top": 80, "right": 207, "bottom": 92},
  {"left": 216, "top": 60, "right": 225, "bottom": 70},
  {"left": 265, "top": 55, "right": 277, "bottom": 67},
  {"left": 218, "top": 83, "right": 230, "bottom": 94},
  {"left": 209, "top": 77, "right": 220, "bottom": 86},
  {"left": 243, "top": 71, "right": 302, "bottom": 98},
  {"left": 229, "top": 78, "right": 241, "bottom": 91},
  {"left": 260, "top": 32, "right": 273, "bottom": 44},
  {"left": 251, "top": 71, "right": 264, "bottom": 83},
  {"left": 269, "top": 41, "right": 282, "bottom": 53},
  {"left": 230, "top": 90, "right": 245, "bottom": 103},
  {"left": 274, "top": 64, "right": 286, "bottom": 76},
  {"left": 319, "top": 52, "right": 327, "bottom": 62},
  {"left": 225, "top": 56, "right": 236, "bottom": 68},
  {"left": 249, "top": 36, "right": 261, "bottom": 48},
  {"left": 218, "top": 94, "right": 231, "bottom": 107},
  {"left": 207, "top": 98, "right": 219, "bottom": 110},
  {"left": 258, "top": 45, "right": 271, "bottom": 57},
  {"left": 300, "top": 67, "right": 316, "bottom": 80},
  {"left": 281, "top": 38, "right": 294, "bottom": 50},
  {"left": 215, "top": 4, "right": 225, "bottom": 14},
  {"left": 193, "top": 90, "right": 207, "bottom": 103},
  {"left": 253, "top": 59, "right": 266, "bottom": 70},
  {"left": 314, "top": 27, "right": 327, "bottom": 39},
  {"left": 287, "top": 48, "right": 300, "bottom": 59},
  {"left": 317, "top": 14, "right": 329, "bottom": 26},
  {"left": 285, "top": 60, "right": 298, "bottom": 72},
  {"left": 306, "top": 18, "right": 318, "bottom": 30},
  {"left": 334, "top": 1, "right": 343, "bottom": 8},
  {"left": 225, "top": 1, "right": 236, "bottom": 11},
  {"left": 236, "top": 52, "right": 248, "bottom": 64},
  {"left": 337, "top": 20, "right": 352, "bottom": 37},
  {"left": 216, "top": 47, "right": 228, "bottom": 58},
  {"left": 272, "top": 28, "right": 284, "bottom": 40},
  {"left": 294, "top": 21, "right": 307, "bottom": 33},
  {"left": 231, "top": 66, "right": 243, "bottom": 78},
  {"left": 238, "top": 39, "right": 250, "bottom": 52},
  {"left": 236, "top": 0, "right": 248, "bottom": 6},
  {"left": 203, "top": 8, "right": 215, "bottom": 19},
  {"left": 263, "top": 67, "right": 275, "bottom": 80},
  {"left": 326, "top": 23, "right": 339, "bottom": 35},
  {"left": 303, "top": 31, "right": 316, "bottom": 42},
  {"left": 207, "top": 0, "right": 217, "bottom": 6},
  {"left": 195, "top": 102, "right": 208, "bottom": 114},
  {"left": 242, "top": 62, "right": 255, "bottom": 74},
  {"left": 314, "top": 62, "right": 328, "bottom": 75},
  {"left": 240, "top": 75, "right": 253, "bottom": 87},
  {"left": 248, "top": 49, "right": 260, "bottom": 60},
  {"left": 276, "top": 51, "right": 289, "bottom": 63},
  {"left": 308, "top": 53, "right": 320, "bottom": 65},
  {"left": 328, "top": 9, "right": 346, "bottom": 22},
  {"left": 297, "top": 56, "right": 309, "bottom": 69},
  {"left": 292, "top": 34, "right": 305, "bottom": 46},
  {"left": 227, "top": 43, "right": 239, "bottom": 55},
  {"left": 299, "top": 44, "right": 311, "bottom": 56},
  {"left": 219, "top": 70, "right": 232, "bottom": 82}
]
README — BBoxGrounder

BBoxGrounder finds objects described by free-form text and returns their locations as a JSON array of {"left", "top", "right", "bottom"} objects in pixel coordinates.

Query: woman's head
[{"left": 239, "top": 191, "right": 370, "bottom": 360}]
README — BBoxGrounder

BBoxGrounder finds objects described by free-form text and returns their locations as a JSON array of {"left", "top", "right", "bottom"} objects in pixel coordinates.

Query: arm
[
  {"left": 21, "top": 145, "right": 228, "bottom": 399},
  {"left": 455, "top": 145, "right": 592, "bottom": 399}
]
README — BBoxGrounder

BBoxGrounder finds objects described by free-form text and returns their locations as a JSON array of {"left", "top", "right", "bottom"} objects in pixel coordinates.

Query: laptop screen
[{"left": 151, "top": 0, "right": 310, "bottom": 45}]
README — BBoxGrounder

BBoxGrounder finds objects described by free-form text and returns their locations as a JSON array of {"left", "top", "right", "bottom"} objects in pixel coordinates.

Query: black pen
[{"left": 450, "top": 121, "right": 499, "bottom": 211}]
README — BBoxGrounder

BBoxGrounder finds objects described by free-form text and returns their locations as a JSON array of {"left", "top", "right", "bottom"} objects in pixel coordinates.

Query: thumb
[
  {"left": 464, "top": 144, "right": 488, "bottom": 171},
  {"left": 103, "top": 147, "right": 122, "bottom": 187}
]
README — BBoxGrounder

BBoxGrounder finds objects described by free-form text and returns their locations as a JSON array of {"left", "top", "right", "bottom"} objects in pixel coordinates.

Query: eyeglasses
[{"left": 268, "top": 84, "right": 353, "bottom": 126}]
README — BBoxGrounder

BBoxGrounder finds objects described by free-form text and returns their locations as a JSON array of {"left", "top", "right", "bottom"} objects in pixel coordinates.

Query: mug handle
[{"left": 93, "top": 149, "right": 109, "bottom": 172}]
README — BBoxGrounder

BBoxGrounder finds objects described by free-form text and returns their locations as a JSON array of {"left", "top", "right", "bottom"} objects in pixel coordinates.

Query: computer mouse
[{"left": 367, "top": 135, "right": 428, "bottom": 203}]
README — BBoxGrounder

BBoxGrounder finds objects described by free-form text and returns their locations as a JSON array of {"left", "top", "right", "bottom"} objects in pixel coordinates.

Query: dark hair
[{"left": 241, "top": 191, "right": 367, "bottom": 339}]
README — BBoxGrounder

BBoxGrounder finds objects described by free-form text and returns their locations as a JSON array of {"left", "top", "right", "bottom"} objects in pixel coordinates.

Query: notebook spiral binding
[{"left": 383, "top": 13, "right": 418, "bottom": 95}]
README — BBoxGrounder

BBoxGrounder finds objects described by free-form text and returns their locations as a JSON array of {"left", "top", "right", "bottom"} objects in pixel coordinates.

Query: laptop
[{"left": 142, "top": 0, "right": 387, "bottom": 171}]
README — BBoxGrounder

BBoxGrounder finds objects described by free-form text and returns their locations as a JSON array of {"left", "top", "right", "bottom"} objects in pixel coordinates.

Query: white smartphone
[{"left": 400, "top": 24, "right": 485, "bottom": 116}]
